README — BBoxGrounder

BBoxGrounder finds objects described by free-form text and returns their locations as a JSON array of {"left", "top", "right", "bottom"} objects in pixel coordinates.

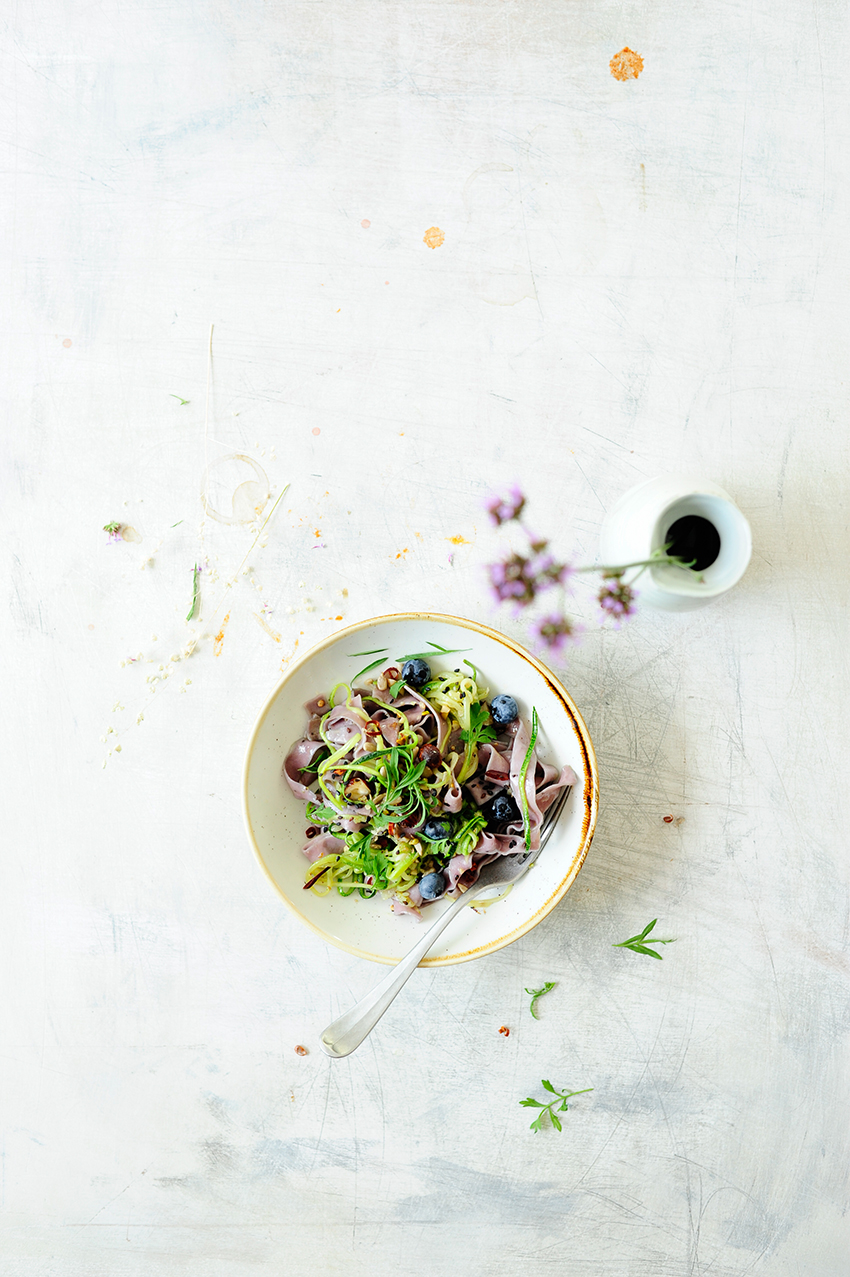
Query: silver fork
[{"left": 319, "top": 786, "right": 571, "bottom": 1058}]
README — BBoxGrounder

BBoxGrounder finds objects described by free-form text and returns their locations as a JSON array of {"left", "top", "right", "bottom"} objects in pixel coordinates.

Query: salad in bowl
[
  {"left": 284, "top": 650, "right": 577, "bottom": 916},
  {"left": 243, "top": 614, "right": 598, "bottom": 965}
]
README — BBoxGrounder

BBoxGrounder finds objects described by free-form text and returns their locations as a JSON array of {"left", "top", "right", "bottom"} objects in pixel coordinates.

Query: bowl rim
[{"left": 241, "top": 611, "right": 599, "bottom": 965}]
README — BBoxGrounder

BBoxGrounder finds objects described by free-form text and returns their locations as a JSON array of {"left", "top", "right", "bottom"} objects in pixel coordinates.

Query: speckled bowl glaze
[{"left": 242, "top": 613, "right": 599, "bottom": 966}]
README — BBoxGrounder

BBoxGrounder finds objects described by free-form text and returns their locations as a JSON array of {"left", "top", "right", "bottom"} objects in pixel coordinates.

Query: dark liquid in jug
[{"left": 665, "top": 515, "right": 720, "bottom": 572}]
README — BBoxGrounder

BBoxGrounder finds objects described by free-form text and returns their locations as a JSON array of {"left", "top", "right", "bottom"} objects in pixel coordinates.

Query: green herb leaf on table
[
  {"left": 525, "top": 981, "right": 557, "bottom": 1019},
  {"left": 170, "top": 394, "right": 190, "bottom": 405},
  {"left": 613, "top": 918, "right": 676, "bottom": 959},
  {"left": 520, "top": 1082, "right": 593, "bottom": 1133},
  {"left": 186, "top": 563, "right": 200, "bottom": 622}
]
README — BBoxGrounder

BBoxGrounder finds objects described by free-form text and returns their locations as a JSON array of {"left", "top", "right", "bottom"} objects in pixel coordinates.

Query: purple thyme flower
[
  {"left": 488, "top": 553, "right": 537, "bottom": 606},
  {"left": 484, "top": 485, "right": 526, "bottom": 527},
  {"left": 533, "top": 613, "right": 581, "bottom": 654},
  {"left": 598, "top": 575, "right": 637, "bottom": 625},
  {"left": 527, "top": 552, "right": 574, "bottom": 593}
]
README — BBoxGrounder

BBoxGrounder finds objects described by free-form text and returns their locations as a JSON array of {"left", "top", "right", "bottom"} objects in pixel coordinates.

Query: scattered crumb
[
  {"left": 254, "top": 612, "right": 282, "bottom": 642},
  {"left": 295, "top": 1045, "right": 309, "bottom": 1056},
  {"left": 499, "top": 1025, "right": 510, "bottom": 1037},
  {"left": 423, "top": 226, "right": 445, "bottom": 249},
  {"left": 609, "top": 47, "right": 644, "bottom": 80},
  {"left": 114, "top": 744, "right": 122, "bottom": 753},
  {"left": 213, "top": 612, "right": 231, "bottom": 657}
]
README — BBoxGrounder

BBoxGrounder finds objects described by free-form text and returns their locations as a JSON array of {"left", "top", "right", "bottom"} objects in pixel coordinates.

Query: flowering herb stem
[
  {"left": 186, "top": 564, "right": 200, "bottom": 622},
  {"left": 518, "top": 706, "right": 539, "bottom": 849}
]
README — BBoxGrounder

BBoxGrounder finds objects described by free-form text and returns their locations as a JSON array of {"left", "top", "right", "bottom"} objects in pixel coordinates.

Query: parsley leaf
[
  {"left": 459, "top": 701, "right": 497, "bottom": 745},
  {"left": 520, "top": 1082, "right": 593, "bottom": 1132}
]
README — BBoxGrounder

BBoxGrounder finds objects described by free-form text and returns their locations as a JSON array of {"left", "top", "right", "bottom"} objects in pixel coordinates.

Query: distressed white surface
[{"left": 2, "top": 1, "right": 849, "bottom": 1273}]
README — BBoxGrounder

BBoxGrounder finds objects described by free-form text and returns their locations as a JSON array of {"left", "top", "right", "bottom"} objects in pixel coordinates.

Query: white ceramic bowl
[{"left": 242, "top": 613, "right": 599, "bottom": 965}]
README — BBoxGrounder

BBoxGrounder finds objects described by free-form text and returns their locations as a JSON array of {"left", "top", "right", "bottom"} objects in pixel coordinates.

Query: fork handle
[{"left": 319, "top": 888, "right": 485, "bottom": 1058}]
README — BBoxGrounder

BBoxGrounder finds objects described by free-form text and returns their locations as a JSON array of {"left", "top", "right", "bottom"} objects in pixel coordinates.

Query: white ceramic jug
[{"left": 598, "top": 474, "right": 752, "bottom": 612}]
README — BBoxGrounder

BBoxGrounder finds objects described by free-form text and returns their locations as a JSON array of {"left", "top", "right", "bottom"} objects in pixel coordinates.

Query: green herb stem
[
  {"left": 518, "top": 706, "right": 539, "bottom": 849},
  {"left": 525, "top": 981, "right": 557, "bottom": 1018},
  {"left": 186, "top": 564, "right": 200, "bottom": 622}
]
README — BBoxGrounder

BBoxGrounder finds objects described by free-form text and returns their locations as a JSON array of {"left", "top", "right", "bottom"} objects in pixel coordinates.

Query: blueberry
[
  {"left": 484, "top": 793, "right": 520, "bottom": 826},
  {"left": 490, "top": 694, "right": 519, "bottom": 726},
  {"left": 418, "top": 871, "right": 446, "bottom": 901},
  {"left": 402, "top": 658, "right": 431, "bottom": 687},
  {"left": 423, "top": 818, "right": 452, "bottom": 841}
]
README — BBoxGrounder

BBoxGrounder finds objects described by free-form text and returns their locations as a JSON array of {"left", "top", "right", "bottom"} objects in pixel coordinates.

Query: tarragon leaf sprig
[
  {"left": 613, "top": 918, "right": 676, "bottom": 959},
  {"left": 525, "top": 981, "right": 557, "bottom": 1018},
  {"left": 520, "top": 1081, "right": 593, "bottom": 1132},
  {"left": 186, "top": 563, "right": 201, "bottom": 622}
]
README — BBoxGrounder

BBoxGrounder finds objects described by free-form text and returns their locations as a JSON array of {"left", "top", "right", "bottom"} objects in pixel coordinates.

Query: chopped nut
[
  {"left": 345, "top": 778, "right": 371, "bottom": 803},
  {"left": 295, "top": 1045, "right": 308, "bottom": 1056},
  {"left": 376, "top": 675, "right": 388, "bottom": 691}
]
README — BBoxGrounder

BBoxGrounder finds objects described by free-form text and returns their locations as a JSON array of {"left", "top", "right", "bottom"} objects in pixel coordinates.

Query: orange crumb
[
  {"left": 447, "top": 534, "right": 471, "bottom": 546},
  {"left": 213, "top": 612, "right": 231, "bottom": 657},
  {"left": 423, "top": 226, "right": 445, "bottom": 249},
  {"left": 499, "top": 1025, "right": 510, "bottom": 1037},
  {"left": 609, "top": 47, "right": 644, "bottom": 80},
  {"left": 335, "top": 615, "right": 343, "bottom": 620}
]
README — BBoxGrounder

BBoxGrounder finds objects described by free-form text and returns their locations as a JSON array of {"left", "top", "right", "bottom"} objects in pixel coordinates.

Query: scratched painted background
[{"left": 2, "top": 1, "right": 849, "bottom": 1273}]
